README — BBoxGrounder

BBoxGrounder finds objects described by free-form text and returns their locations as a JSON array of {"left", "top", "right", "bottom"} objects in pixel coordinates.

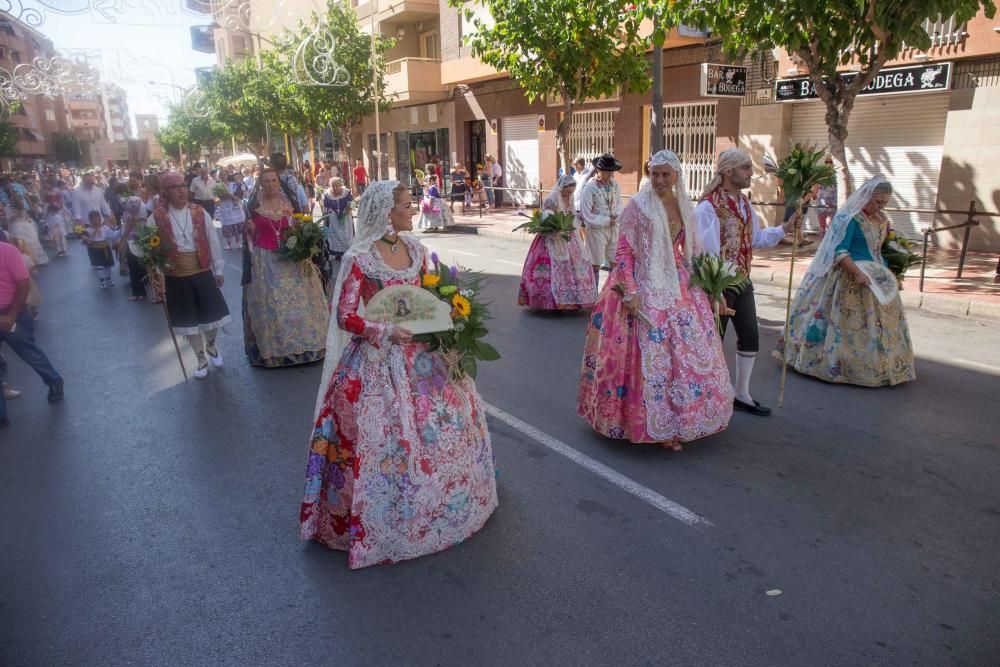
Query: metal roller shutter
[
  {"left": 501, "top": 115, "right": 540, "bottom": 206},
  {"left": 790, "top": 93, "right": 949, "bottom": 239}
]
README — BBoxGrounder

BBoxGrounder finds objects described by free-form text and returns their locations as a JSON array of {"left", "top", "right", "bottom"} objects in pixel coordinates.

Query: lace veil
[
  {"left": 542, "top": 175, "right": 576, "bottom": 213},
  {"left": 313, "top": 180, "right": 401, "bottom": 419},
  {"left": 626, "top": 149, "right": 703, "bottom": 310},
  {"left": 802, "top": 174, "right": 889, "bottom": 283}
]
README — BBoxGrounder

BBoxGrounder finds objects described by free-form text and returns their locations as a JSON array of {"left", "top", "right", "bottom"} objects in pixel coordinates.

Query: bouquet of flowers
[
  {"left": 689, "top": 253, "right": 750, "bottom": 336},
  {"left": 764, "top": 143, "right": 836, "bottom": 211},
  {"left": 73, "top": 224, "right": 85, "bottom": 236},
  {"left": 414, "top": 252, "right": 501, "bottom": 381},
  {"left": 133, "top": 223, "right": 172, "bottom": 272},
  {"left": 512, "top": 209, "right": 577, "bottom": 241},
  {"left": 881, "top": 230, "right": 922, "bottom": 283},
  {"left": 212, "top": 183, "right": 230, "bottom": 199},
  {"left": 278, "top": 213, "right": 325, "bottom": 262}
]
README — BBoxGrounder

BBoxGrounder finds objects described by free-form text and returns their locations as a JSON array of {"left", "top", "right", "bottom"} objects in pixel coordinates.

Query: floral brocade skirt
[
  {"left": 243, "top": 246, "right": 329, "bottom": 367},
  {"left": 776, "top": 267, "right": 916, "bottom": 387},
  {"left": 299, "top": 340, "right": 498, "bottom": 569},
  {"left": 518, "top": 232, "right": 596, "bottom": 310},
  {"left": 577, "top": 270, "right": 734, "bottom": 444}
]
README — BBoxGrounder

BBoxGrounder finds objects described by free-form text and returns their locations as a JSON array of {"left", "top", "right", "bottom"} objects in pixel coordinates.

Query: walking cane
[
  {"left": 777, "top": 211, "right": 802, "bottom": 408},
  {"left": 151, "top": 273, "right": 188, "bottom": 382}
]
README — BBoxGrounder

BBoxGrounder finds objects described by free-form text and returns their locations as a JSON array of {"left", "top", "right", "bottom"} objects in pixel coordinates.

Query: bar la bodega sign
[
  {"left": 775, "top": 62, "right": 952, "bottom": 101},
  {"left": 701, "top": 63, "right": 747, "bottom": 98}
]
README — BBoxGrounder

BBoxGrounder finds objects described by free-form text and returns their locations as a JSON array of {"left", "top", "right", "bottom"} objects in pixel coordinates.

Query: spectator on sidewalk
[
  {"left": 353, "top": 158, "right": 368, "bottom": 196},
  {"left": 0, "top": 236, "right": 64, "bottom": 428}
]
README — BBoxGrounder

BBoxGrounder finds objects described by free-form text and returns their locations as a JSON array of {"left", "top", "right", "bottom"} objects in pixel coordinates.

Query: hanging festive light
[{"left": 292, "top": 21, "right": 350, "bottom": 87}]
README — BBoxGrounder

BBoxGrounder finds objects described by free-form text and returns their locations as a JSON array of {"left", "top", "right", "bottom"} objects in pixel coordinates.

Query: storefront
[{"left": 393, "top": 128, "right": 451, "bottom": 189}]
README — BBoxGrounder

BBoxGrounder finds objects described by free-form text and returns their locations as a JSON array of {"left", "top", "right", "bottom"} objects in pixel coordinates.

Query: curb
[{"left": 756, "top": 269, "right": 1000, "bottom": 321}]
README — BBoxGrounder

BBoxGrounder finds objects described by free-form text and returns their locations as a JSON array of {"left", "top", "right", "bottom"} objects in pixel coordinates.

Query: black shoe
[
  {"left": 734, "top": 397, "right": 771, "bottom": 416},
  {"left": 0, "top": 416, "right": 9, "bottom": 428},
  {"left": 47, "top": 381, "right": 64, "bottom": 403}
]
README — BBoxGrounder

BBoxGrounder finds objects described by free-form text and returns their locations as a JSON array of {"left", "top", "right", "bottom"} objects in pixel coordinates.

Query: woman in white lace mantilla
[
  {"left": 577, "top": 151, "right": 734, "bottom": 449},
  {"left": 299, "top": 180, "right": 497, "bottom": 569}
]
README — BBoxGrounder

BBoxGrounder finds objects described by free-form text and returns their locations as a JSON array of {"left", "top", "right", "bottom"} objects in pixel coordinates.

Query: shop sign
[
  {"left": 775, "top": 62, "right": 952, "bottom": 101},
  {"left": 700, "top": 63, "right": 748, "bottom": 98}
]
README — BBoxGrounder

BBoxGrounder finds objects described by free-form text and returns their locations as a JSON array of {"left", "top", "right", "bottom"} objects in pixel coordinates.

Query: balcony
[
  {"left": 355, "top": 0, "right": 439, "bottom": 24},
  {"left": 440, "top": 55, "right": 501, "bottom": 85},
  {"left": 384, "top": 57, "right": 447, "bottom": 105}
]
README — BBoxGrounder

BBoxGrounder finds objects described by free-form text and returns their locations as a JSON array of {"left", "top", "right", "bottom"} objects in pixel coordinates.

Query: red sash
[{"left": 153, "top": 204, "right": 212, "bottom": 272}]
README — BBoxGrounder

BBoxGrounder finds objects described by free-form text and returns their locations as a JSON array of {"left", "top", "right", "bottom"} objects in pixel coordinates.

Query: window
[
  {"left": 661, "top": 102, "right": 718, "bottom": 198},
  {"left": 0, "top": 47, "right": 6, "bottom": 60},
  {"left": 45, "top": 109, "right": 55, "bottom": 122},
  {"left": 234, "top": 35, "right": 246, "bottom": 53},
  {"left": 566, "top": 109, "right": 616, "bottom": 164},
  {"left": 0, "top": 23, "right": 15, "bottom": 37},
  {"left": 420, "top": 30, "right": 439, "bottom": 60},
  {"left": 11, "top": 50, "right": 21, "bottom": 64}
]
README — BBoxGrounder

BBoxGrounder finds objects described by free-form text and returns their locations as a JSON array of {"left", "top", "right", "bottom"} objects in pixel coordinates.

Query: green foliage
[
  {"left": 767, "top": 144, "right": 836, "bottom": 208},
  {"left": 689, "top": 253, "right": 751, "bottom": 336},
  {"left": 454, "top": 0, "right": 651, "bottom": 169},
  {"left": 158, "top": 98, "right": 229, "bottom": 161},
  {"left": 513, "top": 208, "right": 577, "bottom": 240},
  {"left": 0, "top": 120, "right": 18, "bottom": 158},
  {"left": 52, "top": 132, "right": 82, "bottom": 162},
  {"left": 882, "top": 231, "right": 922, "bottom": 278}
]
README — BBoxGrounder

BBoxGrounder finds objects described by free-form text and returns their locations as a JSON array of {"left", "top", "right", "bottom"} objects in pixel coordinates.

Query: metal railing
[
  {"left": 918, "top": 201, "right": 1000, "bottom": 291},
  {"left": 385, "top": 57, "right": 441, "bottom": 75}
]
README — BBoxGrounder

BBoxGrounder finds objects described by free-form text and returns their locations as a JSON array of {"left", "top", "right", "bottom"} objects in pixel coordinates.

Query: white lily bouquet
[{"left": 689, "top": 254, "right": 750, "bottom": 336}]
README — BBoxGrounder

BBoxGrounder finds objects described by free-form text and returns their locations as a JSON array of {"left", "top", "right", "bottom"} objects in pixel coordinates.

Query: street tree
[
  {"left": 454, "top": 0, "right": 651, "bottom": 172},
  {"left": 658, "top": 0, "right": 996, "bottom": 199},
  {"left": 158, "top": 100, "right": 228, "bottom": 164},
  {"left": 201, "top": 58, "right": 273, "bottom": 156}
]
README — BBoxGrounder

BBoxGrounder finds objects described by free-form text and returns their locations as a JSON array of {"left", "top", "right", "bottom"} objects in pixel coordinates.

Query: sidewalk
[{"left": 445, "top": 204, "right": 1000, "bottom": 321}]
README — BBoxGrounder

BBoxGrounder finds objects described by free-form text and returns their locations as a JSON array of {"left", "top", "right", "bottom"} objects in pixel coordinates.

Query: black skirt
[
  {"left": 164, "top": 270, "right": 232, "bottom": 335},
  {"left": 87, "top": 245, "right": 114, "bottom": 268}
]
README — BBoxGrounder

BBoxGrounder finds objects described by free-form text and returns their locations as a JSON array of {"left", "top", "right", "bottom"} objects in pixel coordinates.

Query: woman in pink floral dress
[
  {"left": 300, "top": 181, "right": 498, "bottom": 569},
  {"left": 577, "top": 150, "right": 734, "bottom": 450},
  {"left": 518, "top": 175, "right": 597, "bottom": 310}
]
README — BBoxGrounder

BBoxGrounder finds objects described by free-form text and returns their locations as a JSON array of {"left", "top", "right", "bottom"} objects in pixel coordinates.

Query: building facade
[
  {"left": 135, "top": 113, "right": 165, "bottom": 163},
  {"left": 0, "top": 13, "right": 72, "bottom": 164},
  {"left": 740, "top": 8, "right": 1000, "bottom": 251}
]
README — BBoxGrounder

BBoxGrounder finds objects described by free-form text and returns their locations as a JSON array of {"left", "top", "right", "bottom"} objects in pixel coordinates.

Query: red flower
[{"left": 344, "top": 376, "right": 362, "bottom": 404}]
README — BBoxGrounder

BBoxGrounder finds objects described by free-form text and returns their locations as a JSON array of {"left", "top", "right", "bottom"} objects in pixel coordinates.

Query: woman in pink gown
[
  {"left": 518, "top": 175, "right": 597, "bottom": 310},
  {"left": 577, "top": 150, "right": 734, "bottom": 450},
  {"left": 300, "top": 181, "right": 498, "bottom": 569}
]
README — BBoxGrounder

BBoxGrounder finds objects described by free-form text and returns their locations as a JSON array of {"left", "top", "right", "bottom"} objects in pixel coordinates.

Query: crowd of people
[{"left": 0, "top": 145, "right": 915, "bottom": 572}]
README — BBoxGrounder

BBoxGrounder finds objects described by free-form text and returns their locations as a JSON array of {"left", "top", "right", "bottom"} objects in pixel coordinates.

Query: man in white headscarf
[
  {"left": 580, "top": 153, "right": 624, "bottom": 285},
  {"left": 695, "top": 148, "right": 802, "bottom": 416}
]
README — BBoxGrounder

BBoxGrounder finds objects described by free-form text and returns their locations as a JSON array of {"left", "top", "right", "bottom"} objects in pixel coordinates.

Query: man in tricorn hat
[
  {"left": 147, "top": 172, "right": 231, "bottom": 379},
  {"left": 579, "top": 153, "right": 624, "bottom": 285}
]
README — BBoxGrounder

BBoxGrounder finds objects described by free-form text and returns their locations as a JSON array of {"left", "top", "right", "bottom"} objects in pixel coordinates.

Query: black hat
[{"left": 592, "top": 153, "right": 622, "bottom": 172}]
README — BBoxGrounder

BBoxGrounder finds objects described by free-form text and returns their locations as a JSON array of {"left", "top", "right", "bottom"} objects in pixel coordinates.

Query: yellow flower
[
  {"left": 74, "top": 225, "right": 85, "bottom": 235},
  {"left": 422, "top": 273, "right": 440, "bottom": 288},
  {"left": 451, "top": 294, "right": 471, "bottom": 318},
  {"left": 149, "top": 236, "right": 161, "bottom": 248}
]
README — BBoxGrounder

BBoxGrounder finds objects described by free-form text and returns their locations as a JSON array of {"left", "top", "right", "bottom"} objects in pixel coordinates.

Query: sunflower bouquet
[
  {"left": 414, "top": 252, "right": 500, "bottom": 381},
  {"left": 278, "top": 213, "right": 325, "bottom": 262},
  {"left": 689, "top": 253, "right": 750, "bottom": 336},
  {"left": 881, "top": 230, "right": 922, "bottom": 284},
  {"left": 73, "top": 224, "right": 86, "bottom": 236},
  {"left": 512, "top": 209, "right": 577, "bottom": 241},
  {"left": 133, "top": 223, "right": 172, "bottom": 272}
]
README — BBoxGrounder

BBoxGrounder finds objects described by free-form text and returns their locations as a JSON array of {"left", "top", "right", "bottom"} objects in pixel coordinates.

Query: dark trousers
[
  {"left": 720, "top": 282, "right": 759, "bottom": 353},
  {"left": 0, "top": 309, "right": 62, "bottom": 419},
  {"left": 126, "top": 248, "right": 148, "bottom": 298},
  {"left": 194, "top": 199, "right": 216, "bottom": 219}
]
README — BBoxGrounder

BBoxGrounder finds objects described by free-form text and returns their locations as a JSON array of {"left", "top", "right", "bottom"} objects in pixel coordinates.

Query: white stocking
[{"left": 734, "top": 352, "right": 756, "bottom": 404}]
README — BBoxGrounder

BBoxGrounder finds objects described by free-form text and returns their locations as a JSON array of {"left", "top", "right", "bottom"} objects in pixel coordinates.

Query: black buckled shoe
[
  {"left": 734, "top": 397, "right": 771, "bottom": 416},
  {"left": 47, "top": 381, "right": 64, "bottom": 404}
]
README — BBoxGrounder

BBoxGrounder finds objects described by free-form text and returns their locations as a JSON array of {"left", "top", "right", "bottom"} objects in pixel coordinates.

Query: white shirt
[
  {"left": 572, "top": 167, "right": 593, "bottom": 210},
  {"left": 189, "top": 176, "right": 217, "bottom": 201},
  {"left": 694, "top": 193, "right": 786, "bottom": 255},
  {"left": 71, "top": 184, "right": 111, "bottom": 222},
  {"left": 146, "top": 205, "right": 225, "bottom": 276},
  {"left": 579, "top": 178, "right": 623, "bottom": 229},
  {"left": 491, "top": 162, "right": 502, "bottom": 183},
  {"left": 243, "top": 175, "right": 255, "bottom": 192}
]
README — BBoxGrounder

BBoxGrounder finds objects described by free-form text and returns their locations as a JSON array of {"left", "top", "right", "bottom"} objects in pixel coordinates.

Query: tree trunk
[
  {"left": 822, "top": 98, "right": 853, "bottom": 206},
  {"left": 340, "top": 124, "right": 353, "bottom": 190},
  {"left": 556, "top": 96, "right": 575, "bottom": 178}
]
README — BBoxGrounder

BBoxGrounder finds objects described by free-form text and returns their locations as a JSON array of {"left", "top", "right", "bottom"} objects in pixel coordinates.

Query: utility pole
[
  {"left": 370, "top": 0, "right": 381, "bottom": 180},
  {"left": 650, "top": 17, "right": 664, "bottom": 154}
]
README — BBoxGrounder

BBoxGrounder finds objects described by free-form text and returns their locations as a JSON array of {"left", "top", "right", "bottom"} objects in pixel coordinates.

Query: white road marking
[
  {"left": 484, "top": 402, "right": 713, "bottom": 527},
  {"left": 495, "top": 259, "right": 522, "bottom": 267},
  {"left": 446, "top": 249, "right": 481, "bottom": 257},
  {"left": 952, "top": 358, "right": 1000, "bottom": 374}
]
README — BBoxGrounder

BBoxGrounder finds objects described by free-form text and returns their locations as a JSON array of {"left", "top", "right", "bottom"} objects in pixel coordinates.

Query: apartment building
[
  {"left": 0, "top": 13, "right": 72, "bottom": 163},
  {"left": 739, "top": 9, "right": 1000, "bottom": 250},
  {"left": 135, "top": 113, "right": 165, "bottom": 163}
]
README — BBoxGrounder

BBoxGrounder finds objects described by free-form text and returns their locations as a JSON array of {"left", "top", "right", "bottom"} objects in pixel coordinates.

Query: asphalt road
[{"left": 2, "top": 230, "right": 998, "bottom": 666}]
